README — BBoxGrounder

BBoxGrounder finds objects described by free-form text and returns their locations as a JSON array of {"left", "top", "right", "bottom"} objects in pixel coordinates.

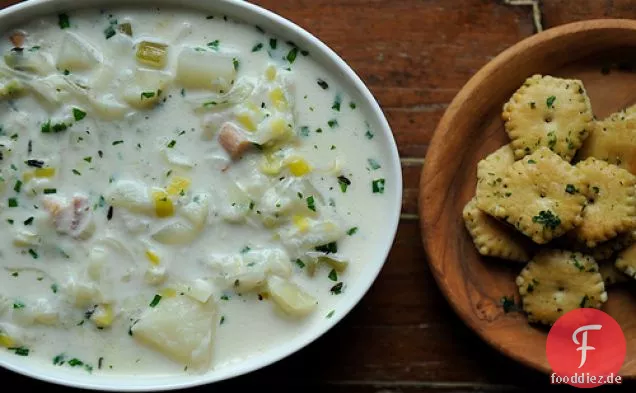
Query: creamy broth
[{"left": 0, "top": 7, "right": 391, "bottom": 375}]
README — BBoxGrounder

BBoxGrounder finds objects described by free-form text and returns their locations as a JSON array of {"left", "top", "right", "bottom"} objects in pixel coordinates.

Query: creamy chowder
[{"left": 0, "top": 6, "right": 392, "bottom": 375}]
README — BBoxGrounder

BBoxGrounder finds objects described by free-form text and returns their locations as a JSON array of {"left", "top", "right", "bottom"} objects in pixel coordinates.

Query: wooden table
[{"left": 1, "top": 0, "right": 634, "bottom": 391}]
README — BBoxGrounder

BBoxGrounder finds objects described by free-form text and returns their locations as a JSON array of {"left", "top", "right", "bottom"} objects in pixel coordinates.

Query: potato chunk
[
  {"left": 131, "top": 295, "right": 217, "bottom": 369},
  {"left": 176, "top": 47, "right": 236, "bottom": 92}
]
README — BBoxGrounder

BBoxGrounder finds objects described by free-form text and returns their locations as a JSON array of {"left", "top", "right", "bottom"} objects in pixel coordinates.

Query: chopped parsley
[
  {"left": 328, "top": 269, "right": 338, "bottom": 281},
  {"left": 372, "top": 178, "right": 386, "bottom": 194},
  {"left": 330, "top": 282, "right": 343, "bottom": 295},
  {"left": 53, "top": 353, "right": 65, "bottom": 365},
  {"left": 26, "top": 159, "right": 44, "bottom": 168},
  {"left": 367, "top": 158, "right": 381, "bottom": 170},
  {"left": 8, "top": 197, "right": 18, "bottom": 207},
  {"left": 167, "top": 140, "right": 176, "bottom": 148},
  {"left": 58, "top": 13, "right": 70, "bottom": 29},
  {"left": 349, "top": 102, "right": 357, "bottom": 109},
  {"left": 72, "top": 169, "right": 81, "bottom": 176},
  {"left": 286, "top": 47, "right": 298, "bottom": 64},
  {"left": 572, "top": 256, "right": 585, "bottom": 271},
  {"left": 592, "top": 186, "right": 600, "bottom": 194},
  {"left": 546, "top": 95, "right": 556, "bottom": 108},
  {"left": 527, "top": 159, "right": 536, "bottom": 164},
  {"left": 532, "top": 210, "right": 561, "bottom": 230},
  {"left": 43, "top": 188, "right": 57, "bottom": 194},
  {"left": 220, "top": 316, "right": 226, "bottom": 325},
  {"left": 306, "top": 195, "right": 316, "bottom": 212},
  {"left": 315, "top": 242, "right": 338, "bottom": 254},
  {"left": 13, "top": 180, "right": 22, "bottom": 193},
  {"left": 565, "top": 184, "right": 578, "bottom": 194},
  {"left": 337, "top": 175, "right": 351, "bottom": 193},
  {"left": 107, "top": 206, "right": 114, "bottom": 220},
  {"left": 13, "top": 301, "right": 25, "bottom": 309},
  {"left": 299, "top": 126, "right": 310, "bottom": 137},
  {"left": 112, "top": 140, "right": 124, "bottom": 146},
  {"left": 23, "top": 216, "right": 34, "bottom": 225},
  {"left": 220, "top": 295, "right": 230, "bottom": 301},
  {"left": 10, "top": 347, "right": 29, "bottom": 356},
  {"left": 326, "top": 310, "right": 335, "bottom": 319},
  {"left": 51, "top": 284, "right": 58, "bottom": 294},
  {"left": 500, "top": 296, "right": 519, "bottom": 313},
  {"left": 252, "top": 43, "right": 263, "bottom": 52},
  {"left": 332, "top": 94, "right": 341, "bottom": 111},
  {"left": 240, "top": 246, "right": 251, "bottom": 254},
  {"left": 149, "top": 294, "right": 162, "bottom": 308},
  {"left": 104, "top": 21, "right": 117, "bottom": 39},
  {"left": 207, "top": 40, "right": 220, "bottom": 50},
  {"left": 72, "top": 108, "right": 87, "bottom": 121},
  {"left": 295, "top": 259, "right": 305, "bottom": 268},
  {"left": 233, "top": 57, "right": 240, "bottom": 71},
  {"left": 365, "top": 129, "right": 374, "bottom": 139},
  {"left": 269, "top": 38, "right": 277, "bottom": 49},
  {"left": 317, "top": 79, "right": 329, "bottom": 90},
  {"left": 328, "top": 119, "right": 338, "bottom": 128},
  {"left": 347, "top": 227, "right": 358, "bottom": 236},
  {"left": 83, "top": 156, "right": 92, "bottom": 163},
  {"left": 140, "top": 91, "right": 155, "bottom": 100},
  {"left": 28, "top": 249, "right": 38, "bottom": 259}
]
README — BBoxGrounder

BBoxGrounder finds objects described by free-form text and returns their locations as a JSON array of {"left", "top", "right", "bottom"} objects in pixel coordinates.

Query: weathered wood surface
[{"left": 0, "top": 0, "right": 634, "bottom": 391}]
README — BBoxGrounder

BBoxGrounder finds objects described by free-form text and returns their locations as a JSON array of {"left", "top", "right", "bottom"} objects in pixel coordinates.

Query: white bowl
[{"left": 0, "top": 0, "right": 402, "bottom": 390}]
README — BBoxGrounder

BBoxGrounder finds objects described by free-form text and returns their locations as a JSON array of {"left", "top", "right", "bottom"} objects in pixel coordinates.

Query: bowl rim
[
  {"left": 420, "top": 18, "right": 636, "bottom": 376},
  {"left": 0, "top": 0, "right": 403, "bottom": 390}
]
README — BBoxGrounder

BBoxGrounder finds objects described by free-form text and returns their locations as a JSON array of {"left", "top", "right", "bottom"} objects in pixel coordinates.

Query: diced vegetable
[
  {"left": 122, "top": 69, "right": 172, "bottom": 109},
  {"left": 166, "top": 176, "right": 190, "bottom": 196},
  {"left": 131, "top": 295, "right": 217, "bottom": 370},
  {"left": 286, "top": 157, "right": 311, "bottom": 177},
  {"left": 56, "top": 32, "right": 101, "bottom": 72},
  {"left": 62, "top": 278, "right": 103, "bottom": 308},
  {"left": 180, "top": 193, "right": 209, "bottom": 229},
  {"left": 218, "top": 122, "right": 253, "bottom": 160},
  {"left": 176, "top": 47, "right": 236, "bottom": 91},
  {"left": 144, "top": 265, "right": 167, "bottom": 286},
  {"left": 152, "top": 189, "right": 174, "bottom": 218},
  {"left": 266, "top": 276, "right": 316, "bottom": 317},
  {"left": 106, "top": 180, "right": 153, "bottom": 215},
  {"left": 135, "top": 41, "right": 168, "bottom": 69},
  {"left": 90, "top": 304, "right": 114, "bottom": 328},
  {"left": 0, "top": 78, "right": 24, "bottom": 99},
  {"left": 151, "top": 220, "right": 199, "bottom": 245}
]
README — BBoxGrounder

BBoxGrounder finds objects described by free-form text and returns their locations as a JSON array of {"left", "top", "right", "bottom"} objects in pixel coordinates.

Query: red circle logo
[{"left": 546, "top": 309, "right": 626, "bottom": 388}]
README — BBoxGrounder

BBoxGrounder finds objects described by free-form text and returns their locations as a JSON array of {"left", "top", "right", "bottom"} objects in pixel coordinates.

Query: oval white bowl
[{"left": 0, "top": 0, "right": 402, "bottom": 390}]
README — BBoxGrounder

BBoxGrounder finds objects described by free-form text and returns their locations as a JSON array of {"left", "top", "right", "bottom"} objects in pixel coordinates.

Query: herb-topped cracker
[
  {"left": 516, "top": 250, "right": 606, "bottom": 325},
  {"left": 475, "top": 144, "right": 515, "bottom": 215},
  {"left": 462, "top": 197, "right": 531, "bottom": 262},
  {"left": 573, "top": 158, "right": 636, "bottom": 247},
  {"left": 578, "top": 108, "right": 636, "bottom": 175},
  {"left": 503, "top": 75, "right": 593, "bottom": 161},
  {"left": 483, "top": 147, "right": 587, "bottom": 244}
]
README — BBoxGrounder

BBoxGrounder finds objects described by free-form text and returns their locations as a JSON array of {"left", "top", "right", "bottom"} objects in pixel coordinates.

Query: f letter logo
[{"left": 546, "top": 309, "right": 626, "bottom": 388}]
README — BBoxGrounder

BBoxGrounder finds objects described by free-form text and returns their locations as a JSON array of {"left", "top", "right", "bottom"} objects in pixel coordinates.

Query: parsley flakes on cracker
[
  {"left": 516, "top": 250, "right": 606, "bottom": 325},
  {"left": 503, "top": 75, "right": 593, "bottom": 161}
]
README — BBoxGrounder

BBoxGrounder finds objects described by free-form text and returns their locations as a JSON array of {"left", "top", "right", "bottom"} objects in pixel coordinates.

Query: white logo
[{"left": 572, "top": 324, "right": 602, "bottom": 368}]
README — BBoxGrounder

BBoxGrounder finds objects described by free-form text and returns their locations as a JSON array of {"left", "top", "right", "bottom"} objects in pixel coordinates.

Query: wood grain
[
  {"left": 421, "top": 18, "right": 636, "bottom": 378},
  {"left": 0, "top": 0, "right": 636, "bottom": 391}
]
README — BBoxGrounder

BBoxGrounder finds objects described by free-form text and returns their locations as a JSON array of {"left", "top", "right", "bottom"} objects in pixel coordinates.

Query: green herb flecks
[
  {"left": 252, "top": 43, "right": 263, "bottom": 52},
  {"left": 315, "top": 242, "right": 338, "bottom": 254},
  {"left": 207, "top": 40, "right": 220, "bottom": 51},
  {"left": 328, "top": 269, "right": 338, "bottom": 281},
  {"left": 286, "top": 47, "right": 298, "bottom": 64},
  {"left": 372, "top": 178, "right": 386, "bottom": 194},
  {"left": 58, "top": 13, "right": 70, "bottom": 29},
  {"left": 368, "top": 158, "right": 381, "bottom": 170},
  {"left": 532, "top": 210, "right": 561, "bottom": 230},
  {"left": 546, "top": 95, "right": 556, "bottom": 108},
  {"left": 73, "top": 108, "right": 87, "bottom": 121},
  {"left": 330, "top": 282, "right": 343, "bottom": 295},
  {"left": 347, "top": 227, "right": 358, "bottom": 236},
  {"left": 149, "top": 294, "right": 162, "bottom": 308},
  {"left": 306, "top": 195, "right": 316, "bottom": 212},
  {"left": 337, "top": 175, "right": 351, "bottom": 193}
]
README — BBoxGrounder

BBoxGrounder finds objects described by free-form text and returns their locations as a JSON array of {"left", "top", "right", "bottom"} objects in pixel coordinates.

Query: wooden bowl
[{"left": 419, "top": 19, "right": 636, "bottom": 376}]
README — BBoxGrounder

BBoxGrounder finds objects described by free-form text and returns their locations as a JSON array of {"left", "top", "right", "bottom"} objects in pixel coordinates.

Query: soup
[{"left": 0, "top": 6, "right": 391, "bottom": 375}]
